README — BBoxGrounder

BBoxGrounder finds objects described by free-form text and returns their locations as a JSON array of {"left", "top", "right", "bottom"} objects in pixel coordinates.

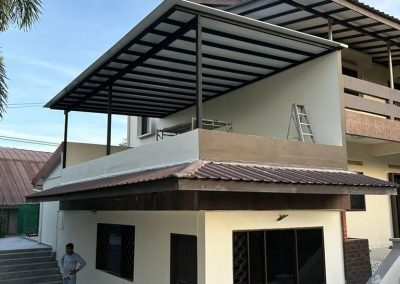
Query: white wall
[
  {"left": 129, "top": 52, "right": 343, "bottom": 147},
  {"left": 52, "top": 209, "right": 344, "bottom": 284},
  {"left": 204, "top": 210, "right": 345, "bottom": 284},
  {"left": 54, "top": 210, "right": 204, "bottom": 284},
  {"left": 39, "top": 201, "right": 59, "bottom": 249}
]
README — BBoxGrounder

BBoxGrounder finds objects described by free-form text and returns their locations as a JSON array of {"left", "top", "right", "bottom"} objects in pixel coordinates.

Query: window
[
  {"left": 350, "top": 195, "right": 366, "bottom": 211},
  {"left": 96, "top": 224, "right": 135, "bottom": 281},
  {"left": 137, "top": 117, "right": 151, "bottom": 137},
  {"left": 233, "top": 228, "right": 325, "bottom": 284},
  {"left": 342, "top": 67, "right": 358, "bottom": 78}
]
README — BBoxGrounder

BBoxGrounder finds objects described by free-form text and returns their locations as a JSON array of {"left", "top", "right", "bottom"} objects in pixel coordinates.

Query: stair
[{"left": 0, "top": 247, "right": 62, "bottom": 283}]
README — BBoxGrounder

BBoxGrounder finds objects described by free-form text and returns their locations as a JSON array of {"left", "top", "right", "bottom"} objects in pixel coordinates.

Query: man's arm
[
  {"left": 75, "top": 253, "right": 86, "bottom": 271},
  {"left": 60, "top": 254, "right": 65, "bottom": 269}
]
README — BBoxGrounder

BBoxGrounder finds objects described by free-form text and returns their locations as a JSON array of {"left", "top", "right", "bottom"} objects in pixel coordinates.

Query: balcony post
[
  {"left": 195, "top": 15, "right": 203, "bottom": 129},
  {"left": 106, "top": 85, "right": 112, "bottom": 155},
  {"left": 328, "top": 17, "right": 333, "bottom": 40},
  {"left": 388, "top": 42, "right": 394, "bottom": 89},
  {"left": 62, "top": 110, "right": 69, "bottom": 169}
]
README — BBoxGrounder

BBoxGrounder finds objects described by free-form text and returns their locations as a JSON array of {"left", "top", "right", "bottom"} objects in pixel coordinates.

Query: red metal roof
[
  {"left": 0, "top": 147, "right": 52, "bottom": 206},
  {"left": 27, "top": 160, "right": 396, "bottom": 201}
]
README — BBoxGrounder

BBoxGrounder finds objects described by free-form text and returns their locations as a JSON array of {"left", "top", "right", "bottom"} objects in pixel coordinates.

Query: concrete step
[
  {"left": 0, "top": 267, "right": 60, "bottom": 280},
  {"left": 0, "top": 274, "right": 62, "bottom": 283},
  {"left": 0, "top": 251, "right": 52, "bottom": 260},
  {"left": 0, "top": 256, "right": 55, "bottom": 266},
  {"left": 0, "top": 261, "right": 59, "bottom": 273},
  {"left": 0, "top": 247, "right": 51, "bottom": 255}
]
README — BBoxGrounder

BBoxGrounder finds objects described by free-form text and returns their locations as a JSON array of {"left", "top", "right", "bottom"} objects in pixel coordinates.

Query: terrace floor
[{"left": 0, "top": 236, "right": 49, "bottom": 251}]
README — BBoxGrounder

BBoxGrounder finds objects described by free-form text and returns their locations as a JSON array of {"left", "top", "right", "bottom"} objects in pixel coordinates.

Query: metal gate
[{"left": 0, "top": 204, "right": 39, "bottom": 237}]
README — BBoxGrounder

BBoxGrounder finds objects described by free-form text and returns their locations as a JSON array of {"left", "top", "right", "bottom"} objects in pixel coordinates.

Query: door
[
  {"left": 389, "top": 173, "right": 400, "bottom": 237},
  {"left": 170, "top": 234, "right": 197, "bottom": 284}
]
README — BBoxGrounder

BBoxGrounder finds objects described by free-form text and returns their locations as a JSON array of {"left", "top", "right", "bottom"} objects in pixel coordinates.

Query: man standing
[{"left": 60, "top": 243, "right": 86, "bottom": 284}]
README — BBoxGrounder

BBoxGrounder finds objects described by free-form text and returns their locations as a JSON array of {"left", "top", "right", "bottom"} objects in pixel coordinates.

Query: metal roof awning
[
  {"left": 27, "top": 160, "right": 397, "bottom": 202},
  {"left": 46, "top": 0, "right": 344, "bottom": 118},
  {"left": 226, "top": 0, "right": 400, "bottom": 66}
]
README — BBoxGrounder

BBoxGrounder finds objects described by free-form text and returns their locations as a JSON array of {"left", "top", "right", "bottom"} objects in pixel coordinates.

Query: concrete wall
[
  {"left": 51, "top": 209, "right": 344, "bottom": 284},
  {"left": 129, "top": 52, "right": 343, "bottom": 147},
  {"left": 346, "top": 141, "right": 400, "bottom": 249},
  {"left": 204, "top": 210, "right": 346, "bottom": 284}
]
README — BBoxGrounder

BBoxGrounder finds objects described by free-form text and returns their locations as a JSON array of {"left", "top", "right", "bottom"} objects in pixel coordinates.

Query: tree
[{"left": 0, "top": 0, "right": 42, "bottom": 118}]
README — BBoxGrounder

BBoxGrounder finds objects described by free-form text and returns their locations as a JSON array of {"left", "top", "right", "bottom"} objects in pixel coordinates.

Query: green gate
[{"left": 17, "top": 204, "right": 39, "bottom": 236}]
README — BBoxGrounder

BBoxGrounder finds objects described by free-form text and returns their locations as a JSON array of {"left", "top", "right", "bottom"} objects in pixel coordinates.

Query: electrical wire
[{"left": 0, "top": 135, "right": 59, "bottom": 146}]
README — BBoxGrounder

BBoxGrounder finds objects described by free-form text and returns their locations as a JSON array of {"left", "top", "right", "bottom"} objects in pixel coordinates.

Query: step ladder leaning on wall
[{"left": 287, "top": 103, "right": 317, "bottom": 143}]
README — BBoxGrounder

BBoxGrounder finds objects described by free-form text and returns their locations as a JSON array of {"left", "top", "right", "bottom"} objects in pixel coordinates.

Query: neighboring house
[
  {"left": 27, "top": 0, "right": 400, "bottom": 284},
  {"left": 0, "top": 147, "right": 51, "bottom": 236}
]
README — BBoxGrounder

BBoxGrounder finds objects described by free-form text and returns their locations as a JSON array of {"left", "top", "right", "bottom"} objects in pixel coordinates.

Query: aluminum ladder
[{"left": 286, "top": 104, "right": 316, "bottom": 143}]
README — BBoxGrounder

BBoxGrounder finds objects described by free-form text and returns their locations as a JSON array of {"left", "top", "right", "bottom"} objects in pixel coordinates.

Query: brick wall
[{"left": 343, "top": 238, "right": 372, "bottom": 284}]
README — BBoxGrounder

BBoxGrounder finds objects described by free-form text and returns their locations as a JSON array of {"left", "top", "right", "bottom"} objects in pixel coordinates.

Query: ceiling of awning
[
  {"left": 46, "top": 0, "right": 343, "bottom": 118},
  {"left": 225, "top": 0, "right": 400, "bottom": 66}
]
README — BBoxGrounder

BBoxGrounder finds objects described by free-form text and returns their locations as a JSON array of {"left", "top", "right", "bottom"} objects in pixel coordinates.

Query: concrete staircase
[{"left": 0, "top": 247, "right": 62, "bottom": 283}]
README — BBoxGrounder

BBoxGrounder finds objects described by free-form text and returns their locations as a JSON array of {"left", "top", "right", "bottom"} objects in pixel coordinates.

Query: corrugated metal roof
[
  {"left": 27, "top": 160, "right": 396, "bottom": 200},
  {"left": 0, "top": 147, "right": 51, "bottom": 205}
]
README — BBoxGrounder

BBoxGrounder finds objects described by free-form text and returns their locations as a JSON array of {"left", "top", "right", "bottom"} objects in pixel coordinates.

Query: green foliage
[
  {"left": 0, "top": 0, "right": 42, "bottom": 31},
  {"left": 0, "top": 0, "right": 42, "bottom": 118}
]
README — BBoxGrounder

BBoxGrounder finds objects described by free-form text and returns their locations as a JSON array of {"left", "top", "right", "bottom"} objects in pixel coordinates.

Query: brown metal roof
[
  {"left": 27, "top": 160, "right": 396, "bottom": 201},
  {"left": 0, "top": 147, "right": 52, "bottom": 206}
]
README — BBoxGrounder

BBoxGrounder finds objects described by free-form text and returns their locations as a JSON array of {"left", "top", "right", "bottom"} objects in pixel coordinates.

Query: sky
[
  {"left": 0, "top": 0, "right": 163, "bottom": 152},
  {"left": 0, "top": 0, "right": 398, "bottom": 153}
]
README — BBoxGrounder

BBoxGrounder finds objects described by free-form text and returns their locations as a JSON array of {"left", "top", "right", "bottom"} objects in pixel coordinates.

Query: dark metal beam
[
  {"left": 106, "top": 86, "right": 112, "bottom": 155},
  {"left": 196, "top": 16, "right": 203, "bottom": 129},
  {"left": 68, "top": 16, "right": 197, "bottom": 111},
  {"left": 62, "top": 111, "right": 68, "bottom": 169}
]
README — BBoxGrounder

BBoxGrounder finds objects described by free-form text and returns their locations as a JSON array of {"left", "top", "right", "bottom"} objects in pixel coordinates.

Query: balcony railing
[{"left": 343, "top": 75, "right": 400, "bottom": 120}]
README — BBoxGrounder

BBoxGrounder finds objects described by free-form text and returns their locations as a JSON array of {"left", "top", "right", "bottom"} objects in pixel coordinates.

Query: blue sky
[
  {"left": 0, "top": 0, "right": 398, "bottom": 152},
  {"left": 0, "top": 0, "right": 162, "bottom": 152}
]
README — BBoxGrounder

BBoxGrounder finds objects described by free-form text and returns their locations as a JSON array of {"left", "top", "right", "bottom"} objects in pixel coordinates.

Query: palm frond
[
  {"left": 0, "top": 0, "right": 42, "bottom": 31},
  {"left": 0, "top": 55, "right": 8, "bottom": 119}
]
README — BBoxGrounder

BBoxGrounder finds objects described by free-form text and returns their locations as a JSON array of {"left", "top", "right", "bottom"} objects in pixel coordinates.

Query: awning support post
[
  {"left": 328, "top": 18, "right": 333, "bottom": 40},
  {"left": 388, "top": 42, "right": 394, "bottom": 89},
  {"left": 62, "top": 111, "right": 69, "bottom": 169},
  {"left": 195, "top": 15, "right": 203, "bottom": 129},
  {"left": 106, "top": 85, "right": 112, "bottom": 155}
]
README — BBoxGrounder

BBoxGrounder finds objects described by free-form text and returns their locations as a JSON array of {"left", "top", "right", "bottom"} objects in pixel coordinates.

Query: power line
[{"left": 0, "top": 135, "right": 59, "bottom": 147}]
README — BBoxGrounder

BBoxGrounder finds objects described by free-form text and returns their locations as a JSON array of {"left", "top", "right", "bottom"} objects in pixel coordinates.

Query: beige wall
[
  {"left": 129, "top": 52, "right": 343, "bottom": 147},
  {"left": 204, "top": 210, "right": 345, "bottom": 284},
  {"left": 65, "top": 142, "right": 128, "bottom": 167},
  {"left": 346, "top": 141, "right": 400, "bottom": 249}
]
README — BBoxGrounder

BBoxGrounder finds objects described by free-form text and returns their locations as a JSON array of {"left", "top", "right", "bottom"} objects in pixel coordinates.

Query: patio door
[
  {"left": 233, "top": 228, "right": 325, "bottom": 284},
  {"left": 170, "top": 234, "right": 197, "bottom": 284}
]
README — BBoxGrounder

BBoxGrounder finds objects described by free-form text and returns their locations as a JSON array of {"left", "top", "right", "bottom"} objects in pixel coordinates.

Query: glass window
[
  {"left": 233, "top": 228, "right": 326, "bottom": 284},
  {"left": 137, "top": 117, "right": 151, "bottom": 137},
  {"left": 96, "top": 224, "right": 135, "bottom": 281},
  {"left": 350, "top": 195, "right": 366, "bottom": 210}
]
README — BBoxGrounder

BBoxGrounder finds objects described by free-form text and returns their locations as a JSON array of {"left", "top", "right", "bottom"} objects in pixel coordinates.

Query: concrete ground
[{"left": 0, "top": 236, "right": 49, "bottom": 251}]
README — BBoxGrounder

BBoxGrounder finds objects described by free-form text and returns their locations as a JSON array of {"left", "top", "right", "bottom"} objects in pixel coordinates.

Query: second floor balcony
[{"left": 344, "top": 75, "right": 400, "bottom": 142}]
